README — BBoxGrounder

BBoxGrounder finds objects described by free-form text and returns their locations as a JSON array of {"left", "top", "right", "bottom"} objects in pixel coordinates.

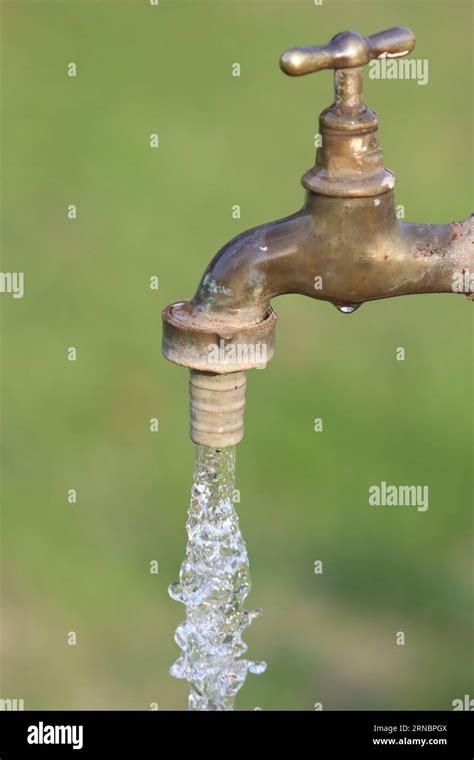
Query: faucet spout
[
  {"left": 162, "top": 188, "right": 472, "bottom": 382},
  {"left": 190, "top": 208, "right": 311, "bottom": 327}
]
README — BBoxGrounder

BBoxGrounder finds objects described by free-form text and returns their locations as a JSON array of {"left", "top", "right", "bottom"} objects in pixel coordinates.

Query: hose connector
[{"left": 189, "top": 370, "right": 246, "bottom": 448}]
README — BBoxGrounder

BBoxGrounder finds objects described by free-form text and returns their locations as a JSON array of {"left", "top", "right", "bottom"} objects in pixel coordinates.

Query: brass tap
[{"left": 162, "top": 28, "right": 472, "bottom": 447}]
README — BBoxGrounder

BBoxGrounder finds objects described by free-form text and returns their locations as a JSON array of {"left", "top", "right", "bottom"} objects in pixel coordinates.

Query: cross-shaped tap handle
[{"left": 280, "top": 27, "right": 416, "bottom": 76}]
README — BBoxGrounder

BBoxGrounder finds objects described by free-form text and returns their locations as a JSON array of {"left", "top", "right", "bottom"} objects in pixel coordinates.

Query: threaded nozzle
[{"left": 189, "top": 370, "right": 246, "bottom": 448}]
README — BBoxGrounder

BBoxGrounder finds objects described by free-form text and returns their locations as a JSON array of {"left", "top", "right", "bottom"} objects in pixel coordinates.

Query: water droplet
[
  {"left": 337, "top": 304, "right": 361, "bottom": 314},
  {"left": 168, "top": 582, "right": 184, "bottom": 603}
]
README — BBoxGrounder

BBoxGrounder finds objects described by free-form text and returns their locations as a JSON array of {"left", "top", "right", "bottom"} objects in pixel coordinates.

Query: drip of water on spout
[
  {"left": 169, "top": 445, "right": 266, "bottom": 710},
  {"left": 337, "top": 304, "right": 361, "bottom": 314}
]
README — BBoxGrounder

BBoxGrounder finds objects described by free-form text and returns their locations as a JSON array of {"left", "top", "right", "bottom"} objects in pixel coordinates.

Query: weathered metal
[{"left": 162, "top": 27, "right": 472, "bottom": 446}]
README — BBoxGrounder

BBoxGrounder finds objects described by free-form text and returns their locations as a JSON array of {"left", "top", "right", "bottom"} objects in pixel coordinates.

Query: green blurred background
[{"left": 1, "top": 0, "right": 472, "bottom": 710}]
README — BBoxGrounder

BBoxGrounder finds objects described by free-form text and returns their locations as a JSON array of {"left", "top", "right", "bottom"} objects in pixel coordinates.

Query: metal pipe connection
[{"left": 189, "top": 370, "right": 246, "bottom": 448}]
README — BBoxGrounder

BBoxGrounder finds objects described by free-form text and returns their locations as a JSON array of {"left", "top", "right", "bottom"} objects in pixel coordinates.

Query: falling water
[{"left": 169, "top": 445, "right": 266, "bottom": 710}]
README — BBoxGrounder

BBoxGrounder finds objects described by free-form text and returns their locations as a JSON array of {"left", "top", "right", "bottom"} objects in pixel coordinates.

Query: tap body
[
  {"left": 162, "top": 28, "right": 472, "bottom": 446},
  {"left": 163, "top": 184, "right": 471, "bottom": 375},
  {"left": 191, "top": 190, "right": 471, "bottom": 326}
]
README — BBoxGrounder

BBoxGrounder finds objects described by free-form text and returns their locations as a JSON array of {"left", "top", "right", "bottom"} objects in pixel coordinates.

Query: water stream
[{"left": 169, "top": 445, "right": 266, "bottom": 710}]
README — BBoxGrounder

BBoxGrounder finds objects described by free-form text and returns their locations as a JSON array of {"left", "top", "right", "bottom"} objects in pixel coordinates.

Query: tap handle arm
[{"left": 280, "top": 27, "right": 416, "bottom": 76}]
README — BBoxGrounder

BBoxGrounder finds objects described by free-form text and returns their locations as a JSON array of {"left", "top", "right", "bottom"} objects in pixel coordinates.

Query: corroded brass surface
[
  {"left": 162, "top": 302, "right": 276, "bottom": 372},
  {"left": 162, "top": 27, "right": 472, "bottom": 375}
]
